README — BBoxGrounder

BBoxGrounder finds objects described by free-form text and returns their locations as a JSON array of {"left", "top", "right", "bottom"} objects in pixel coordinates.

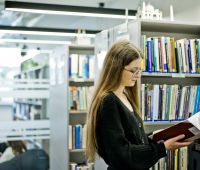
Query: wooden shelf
[
  {"left": 69, "top": 111, "right": 87, "bottom": 114},
  {"left": 69, "top": 149, "right": 85, "bottom": 153}
]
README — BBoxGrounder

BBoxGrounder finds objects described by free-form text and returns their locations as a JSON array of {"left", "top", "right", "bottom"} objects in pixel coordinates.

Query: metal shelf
[
  {"left": 144, "top": 121, "right": 181, "bottom": 126},
  {"left": 69, "top": 78, "right": 94, "bottom": 86},
  {"left": 140, "top": 20, "right": 200, "bottom": 34},
  {"left": 142, "top": 72, "right": 200, "bottom": 78}
]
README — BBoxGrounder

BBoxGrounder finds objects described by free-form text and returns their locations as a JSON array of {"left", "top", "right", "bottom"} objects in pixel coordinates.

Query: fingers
[
  {"left": 177, "top": 141, "right": 192, "bottom": 147},
  {"left": 171, "top": 134, "right": 185, "bottom": 141}
]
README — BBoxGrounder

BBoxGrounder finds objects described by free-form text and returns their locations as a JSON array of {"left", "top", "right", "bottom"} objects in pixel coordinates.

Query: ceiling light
[
  {"left": 0, "top": 25, "right": 99, "bottom": 38},
  {"left": 5, "top": 1, "right": 137, "bottom": 20},
  {"left": 0, "top": 38, "right": 71, "bottom": 45}
]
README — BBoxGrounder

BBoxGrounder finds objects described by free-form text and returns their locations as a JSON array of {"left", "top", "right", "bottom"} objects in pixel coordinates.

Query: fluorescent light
[
  {"left": 6, "top": 8, "right": 137, "bottom": 19},
  {"left": 0, "top": 38, "right": 71, "bottom": 45},
  {"left": 0, "top": 30, "right": 95, "bottom": 38},
  {"left": 0, "top": 26, "right": 98, "bottom": 38},
  {"left": 5, "top": 1, "right": 137, "bottom": 20}
]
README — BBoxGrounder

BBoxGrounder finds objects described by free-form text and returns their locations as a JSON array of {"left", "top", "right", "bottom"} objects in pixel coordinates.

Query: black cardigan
[{"left": 96, "top": 92, "right": 166, "bottom": 170}]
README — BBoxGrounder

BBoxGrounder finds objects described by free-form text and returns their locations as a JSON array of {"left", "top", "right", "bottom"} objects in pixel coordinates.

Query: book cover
[{"left": 151, "top": 111, "right": 200, "bottom": 142}]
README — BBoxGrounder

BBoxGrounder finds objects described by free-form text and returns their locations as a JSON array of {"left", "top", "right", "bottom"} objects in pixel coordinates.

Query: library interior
[{"left": 0, "top": 0, "right": 200, "bottom": 170}]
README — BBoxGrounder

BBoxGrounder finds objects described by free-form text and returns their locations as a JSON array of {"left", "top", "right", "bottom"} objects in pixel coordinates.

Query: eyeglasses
[{"left": 124, "top": 67, "right": 142, "bottom": 75}]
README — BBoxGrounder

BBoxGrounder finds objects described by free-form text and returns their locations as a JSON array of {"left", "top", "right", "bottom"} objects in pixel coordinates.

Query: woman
[
  {"left": 0, "top": 141, "right": 27, "bottom": 163},
  {"left": 86, "top": 40, "right": 192, "bottom": 170}
]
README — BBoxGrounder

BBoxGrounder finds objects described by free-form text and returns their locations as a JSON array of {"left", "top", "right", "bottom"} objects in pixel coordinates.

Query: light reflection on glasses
[{"left": 124, "top": 67, "right": 142, "bottom": 75}]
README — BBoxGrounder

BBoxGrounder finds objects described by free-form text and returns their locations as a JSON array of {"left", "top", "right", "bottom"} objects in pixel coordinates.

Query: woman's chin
[{"left": 126, "top": 81, "right": 136, "bottom": 87}]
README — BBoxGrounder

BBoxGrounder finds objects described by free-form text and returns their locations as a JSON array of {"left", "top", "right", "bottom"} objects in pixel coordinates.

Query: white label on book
[{"left": 188, "top": 127, "right": 200, "bottom": 135}]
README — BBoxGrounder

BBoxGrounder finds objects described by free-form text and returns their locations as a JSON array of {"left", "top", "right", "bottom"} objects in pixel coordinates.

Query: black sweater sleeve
[{"left": 98, "top": 95, "right": 166, "bottom": 170}]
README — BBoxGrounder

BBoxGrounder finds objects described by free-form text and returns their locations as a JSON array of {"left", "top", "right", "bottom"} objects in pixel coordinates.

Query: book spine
[{"left": 147, "top": 38, "right": 152, "bottom": 72}]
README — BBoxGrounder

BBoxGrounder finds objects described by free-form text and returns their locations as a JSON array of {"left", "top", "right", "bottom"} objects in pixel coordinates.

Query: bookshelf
[
  {"left": 134, "top": 20, "right": 200, "bottom": 170},
  {"left": 49, "top": 44, "right": 95, "bottom": 170},
  {"left": 135, "top": 20, "right": 200, "bottom": 123}
]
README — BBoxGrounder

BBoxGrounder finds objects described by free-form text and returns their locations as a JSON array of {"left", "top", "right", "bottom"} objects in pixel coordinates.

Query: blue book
[
  {"left": 75, "top": 124, "right": 82, "bottom": 149},
  {"left": 193, "top": 86, "right": 200, "bottom": 115},
  {"left": 147, "top": 38, "right": 152, "bottom": 72},
  {"left": 165, "top": 85, "right": 170, "bottom": 120},
  {"left": 188, "top": 41, "right": 192, "bottom": 72}
]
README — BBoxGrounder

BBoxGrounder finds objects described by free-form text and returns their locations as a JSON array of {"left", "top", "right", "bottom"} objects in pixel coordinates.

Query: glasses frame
[{"left": 124, "top": 67, "right": 142, "bottom": 75}]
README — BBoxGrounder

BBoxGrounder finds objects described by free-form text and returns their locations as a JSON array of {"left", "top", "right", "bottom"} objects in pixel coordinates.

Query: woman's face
[{"left": 120, "top": 58, "right": 142, "bottom": 87}]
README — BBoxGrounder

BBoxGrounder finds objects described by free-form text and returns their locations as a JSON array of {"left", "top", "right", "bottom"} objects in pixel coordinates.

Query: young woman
[
  {"left": 86, "top": 40, "right": 192, "bottom": 170},
  {"left": 0, "top": 141, "right": 27, "bottom": 163}
]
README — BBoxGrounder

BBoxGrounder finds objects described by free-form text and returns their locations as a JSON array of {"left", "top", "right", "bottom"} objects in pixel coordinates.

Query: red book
[{"left": 151, "top": 112, "right": 200, "bottom": 142}]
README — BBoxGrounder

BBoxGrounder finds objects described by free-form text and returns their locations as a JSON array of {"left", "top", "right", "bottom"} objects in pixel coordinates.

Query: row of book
[
  {"left": 68, "top": 86, "right": 93, "bottom": 111},
  {"left": 69, "top": 162, "right": 94, "bottom": 170},
  {"left": 150, "top": 147, "right": 187, "bottom": 170},
  {"left": 13, "top": 101, "right": 42, "bottom": 120},
  {"left": 141, "top": 84, "right": 200, "bottom": 121},
  {"left": 15, "top": 66, "right": 49, "bottom": 79},
  {"left": 68, "top": 124, "right": 86, "bottom": 150},
  {"left": 69, "top": 54, "right": 95, "bottom": 79},
  {"left": 141, "top": 36, "right": 200, "bottom": 73}
]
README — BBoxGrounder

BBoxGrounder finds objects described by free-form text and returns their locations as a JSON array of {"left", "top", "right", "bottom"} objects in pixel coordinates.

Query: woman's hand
[{"left": 164, "top": 134, "right": 193, "bottom": 151}]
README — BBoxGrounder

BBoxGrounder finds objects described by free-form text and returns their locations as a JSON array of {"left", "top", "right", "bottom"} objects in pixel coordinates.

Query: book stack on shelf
[
  {"left": 68, "top": 124, "right": 86, "bottom": 151},
  {"left": 67, "top": 45, "right": 95, "bottom": 169},
  {"left": 141, "top": 36, "right": 200, "bottom": 73},
  {"left": 151, "top": 147, "right": 188, "bottom": 170},
  {"left": 141, "top": 84, "right": 200, "bottom": 122}
]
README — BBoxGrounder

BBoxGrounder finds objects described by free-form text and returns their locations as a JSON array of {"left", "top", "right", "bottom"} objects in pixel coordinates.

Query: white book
[
  {"left": 184, "top": 39, "right": 189, "bottom": 72},
  {"left": 68, "top": 125, "right": 72, "bottom": 150},
  {"left": 82, "top": 124, "right": 87, "bottom": 149},
  {"left": 178, "top": 87, "right": 186, "bottom": 119},
  {"left": 176, "top": 41, "right": 183, "bottom": 72},
  {"left": 153, "top": 37, "right": 160, "bottom": 72},
  {"left": 70, "top": 54, "right": 79, "bottom": 78},
  {"left": 89, "top": 55, "right": 95, "bottom": 79},
  {"left": 189, "top": 39, "right": 197, "bottom": 73},
  {"left": 153, "top": 85, "right": 159, "bottom": 120},
  {"left": 180, "top": 39, "right": 187, "bottom": 72},
  {"left": 189, "top": 86, "right": 197, "bottom": 115},
  {"left": 161, "top": 84, "right": 167, "bottom": 120},
  {"left": 160, "top": 37, "right": 168, "bottom": 72}
]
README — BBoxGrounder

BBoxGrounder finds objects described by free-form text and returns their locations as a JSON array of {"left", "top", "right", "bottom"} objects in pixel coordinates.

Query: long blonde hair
[{"left": 86, "top": 40, "right": 143, "bottom": 162}]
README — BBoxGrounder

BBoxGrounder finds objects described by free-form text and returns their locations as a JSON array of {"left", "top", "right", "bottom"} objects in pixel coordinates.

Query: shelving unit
[
  {"left": 13, "top": 65, "right": 50, "bottom": 120},
  {"left": 135, "top": 20, "right": 200, "bottom": 169},
  {"left": 49, "top": 44, "right": 95, "bottom": 170}
]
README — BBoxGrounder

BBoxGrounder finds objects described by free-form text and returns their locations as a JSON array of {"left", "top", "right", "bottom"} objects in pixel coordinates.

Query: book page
[{"left": 187, "top": 111, "right": 200, "bottom": 130}]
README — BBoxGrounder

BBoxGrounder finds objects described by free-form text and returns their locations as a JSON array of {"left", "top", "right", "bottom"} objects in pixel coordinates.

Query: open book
[{"left": 151, "top": 111, "right": 200, "bottom": 142}]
